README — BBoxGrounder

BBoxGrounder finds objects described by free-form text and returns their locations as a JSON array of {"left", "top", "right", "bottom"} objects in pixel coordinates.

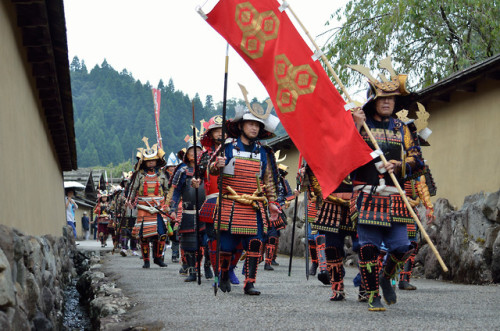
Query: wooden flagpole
[{"left": 284, "top": 2, "right": 448, "bottom": 273}]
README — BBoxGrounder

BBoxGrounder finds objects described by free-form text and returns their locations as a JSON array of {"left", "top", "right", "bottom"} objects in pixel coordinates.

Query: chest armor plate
[{"left": 356, "top": 127, "right": 403, "bottom": 186}]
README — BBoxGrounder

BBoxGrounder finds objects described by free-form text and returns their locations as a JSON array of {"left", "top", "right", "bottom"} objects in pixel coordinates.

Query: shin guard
[
  {"left": 316, "top": 235, "right": 327, "bottom": 273},
  {"left": 326, "top": 246, "right": 345, "bottom": 300},
  {"left": 382, "top": 249, "right": 414, "bottom": 280},
  {"left": 141, "top": 240, "right": 150, "bottom": 262},
  {"left": 155, "top": 235, "right": 167, "bottom": 258},
  {"left": 265, "top": 237, "right": 278, "bottom": 265},
  {"left": 220, "top": 251, "right": 232, "bottom": 280},
  {"left": 309, "top": 240, "right": 318, "bottom": 264},
  {"left": 400, "top": 241, "right": 418, "bottom": 282},
  {"left": 273, "top": 237, "right": 279, "bottom": 260},
  {"left": 244, "top": 239, "right": 262, "bottom": 288},
  {"left": 358, "top": 244, "right": 381, "bottom": 303},
  {"left": 209, "top": 240, "right": 218, "bottom": 272}
]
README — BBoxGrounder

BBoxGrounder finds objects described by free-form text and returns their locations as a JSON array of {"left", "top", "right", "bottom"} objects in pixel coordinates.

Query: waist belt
[
  {"left": 183, "top": 210, "right": 197, "bottom": 215},
  {"left": 138, "top": 197, "right": 163, "bottom": 202},
  {"left": 353, "top": 185, "right": 400, "bottom": 197},
  {"left": 205, "top": 193, "right": 218, "bottom": 200}
]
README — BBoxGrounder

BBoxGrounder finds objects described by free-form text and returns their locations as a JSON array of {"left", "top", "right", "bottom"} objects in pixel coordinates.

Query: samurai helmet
[
  {"left": 137, "top": 137, "right": 166, "bottom": 168},
  {"left": 166, "top": 152, "right": 180, "bottom": 167},
  {"left": 349, "top": 57, "right": 412, "bottom": 114},
  {"left": 183, "top": 138, "right": 203, "bottom": 163},
  {"left": 201, "top": 115, "right": 223, "bottom": 147},
  {"left": 226, "top": 83, "right": 280, "bottom": 140}
]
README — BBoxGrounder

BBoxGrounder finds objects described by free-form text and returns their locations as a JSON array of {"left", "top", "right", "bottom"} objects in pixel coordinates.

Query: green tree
[
  {"left": 70, "top": 56, "right": 81, "bottom": 71},
  {"left": 69, "top": 57, "right": 284, "bottom": 167},
  {"left": 323, "top": 0, "right": 500, "bottom": 91},
  {"left": 205, "top": 95, "right": 215, "bottom": 115}
]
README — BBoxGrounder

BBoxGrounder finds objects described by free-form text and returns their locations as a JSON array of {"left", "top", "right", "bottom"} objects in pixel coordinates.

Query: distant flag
[
  {"left": 203, "top": 0, "right": 374, "bottom": 197},
  {"left": 152, "top": 88, "right": 163, "bottom": 149}
]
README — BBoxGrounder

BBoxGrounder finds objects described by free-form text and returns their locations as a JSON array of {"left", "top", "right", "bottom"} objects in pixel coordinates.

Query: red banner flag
[
  {"left": 205, "top": 0, "right": 374, "bottom": 197},
  {"left": 152, "top": 88, "right": 162, "bottom": 149}
]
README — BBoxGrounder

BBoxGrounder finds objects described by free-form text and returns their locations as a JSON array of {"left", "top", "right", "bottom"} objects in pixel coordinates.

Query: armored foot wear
[
  {"left": 358, "top": 286, "right": 368, "bottom": 302},
  {"left": 220, "top": 251, "right": 232, "bottom": 291},
  {"left": 264, "top": 263, "right": 274, "bottom": 271},
  {"left": 185, "top": 269, "right": 196, "bottom": 282},
  {"left": 179, "top": 265, "right": 188, "bottom": 275},
  {"left": 204, "top": 264, "right": 214, "bottom": 279},
  {"left": 244, "top": 283, "right": 260, "bottom": 295},
  {"left": 184, "top": 252, "right": 197, "bottom": 282},
  {"left": 379, "top": 275, "right": 397, "bottom": 305},
  {"left": 154, "top": 257, "right": 167, "bottom": 267},
  {"left": 368, "top": 295, "right": 386, "bottom": 311},
  {"left": 219, "top": 279, "right": 231, "bottom": 293},
  {"left": 228, "top": 267, "right": 240, "bottom": 285},
  {"left": 309, "top": 262, "right": 318, "bottom": 276},
  {"left": 330, "top": 289, "right": 345, "bottom": 301},
  {"left": 398, "top": 280, "right": 417, "bottom": 290}
]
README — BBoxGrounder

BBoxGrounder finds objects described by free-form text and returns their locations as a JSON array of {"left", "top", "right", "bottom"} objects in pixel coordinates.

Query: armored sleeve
[
  {"left": 263, "top": 151, "right": 277, "bottom": 202},
  {"left": 128, "top": 170, "right": 143, "bottom": 203},
  {"left": 402, "top": 125, "right": 424, "bottom": 176},
  {"left": 166, "top": 166, "right": 186, "bottom": 212}
]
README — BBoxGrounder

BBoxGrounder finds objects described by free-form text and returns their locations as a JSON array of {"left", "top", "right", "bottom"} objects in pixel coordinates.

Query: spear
[
  {"left": 303, "top": 167, "right": 310, "bottom": 280},
  {"left": 284, "top": 3, "right": 448, "bottom": 272},
  {"left": 288, "top": 155, "right": 304, "bottom": 277},
  {"left": 192, "top": 100, "right": 202, "bottom": 285},
  {"left": 214, "top": 44, "right": 229, "bottom": 295}
]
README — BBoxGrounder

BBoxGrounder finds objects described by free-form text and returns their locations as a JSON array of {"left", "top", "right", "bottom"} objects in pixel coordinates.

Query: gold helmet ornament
[
  {"left": 349, "top": 56, "right": 413, "bottom": 115},
  {"left": 226, "top": 83, "right": 280, "bottom": 140},
  {"left": 396, "top": 102, "right": 432, "bottom": 146},
  {"left": 274, "top": 150, "right": 289, "bottom": 175},
  {"left": 121, "top": 171, "right": 133, "bottom": 181},
  {"left": 136, "top": 137, "right": 166, "bottom": 168}
]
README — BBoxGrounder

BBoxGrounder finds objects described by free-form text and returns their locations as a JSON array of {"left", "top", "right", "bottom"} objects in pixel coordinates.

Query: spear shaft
[
  {"left": 214, "top": 44, "right": 229, "bottom": 295},
  {"left": 192, "top": 101, "right": 201, "bottom": 285}
]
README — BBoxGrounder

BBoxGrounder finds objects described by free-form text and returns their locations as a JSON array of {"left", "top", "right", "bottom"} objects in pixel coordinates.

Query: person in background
[
  {"left": 92, "top": 214, "right": 98, "bottom": 240},
  {"left": 65, "top": 189, "right": 78, "bottom": 238},
  {"left": 81, "top": 211, "right": 90, "bottom": 240}
]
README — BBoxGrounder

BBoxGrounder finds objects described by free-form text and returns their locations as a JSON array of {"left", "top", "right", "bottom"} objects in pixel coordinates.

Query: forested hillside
[{"left": 70, "top": 57, "right": 284, "bottom": 168}]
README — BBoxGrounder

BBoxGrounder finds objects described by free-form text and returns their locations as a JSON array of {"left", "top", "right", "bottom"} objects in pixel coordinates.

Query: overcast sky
[{"left": 64, "top": 0, "right": 349, "bottom": 105}]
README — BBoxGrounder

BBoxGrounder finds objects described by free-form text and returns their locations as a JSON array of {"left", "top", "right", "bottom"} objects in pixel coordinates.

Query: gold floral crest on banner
[
  {"left": 235, "top": 2, "right": 280, "bottom": 59},
  {"left": 274, "top": 54, "right": 318, "bottom": 113}
]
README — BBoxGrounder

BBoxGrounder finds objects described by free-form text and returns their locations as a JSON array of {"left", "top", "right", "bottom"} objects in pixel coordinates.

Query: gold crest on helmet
[
  {"left": 136, "top": 137, "right": 166, "bottom": 167},
  {"left": 349, "top": 56, "right": 410, "bottom": 99}
]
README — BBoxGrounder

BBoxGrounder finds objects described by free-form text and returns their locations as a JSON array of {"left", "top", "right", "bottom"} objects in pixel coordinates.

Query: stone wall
[
  {"left": 0, "top": 225, "right": 77, "bottom": 330},
  {"left": 417, "top": 189, "right": 500, "bottom": 284}
]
